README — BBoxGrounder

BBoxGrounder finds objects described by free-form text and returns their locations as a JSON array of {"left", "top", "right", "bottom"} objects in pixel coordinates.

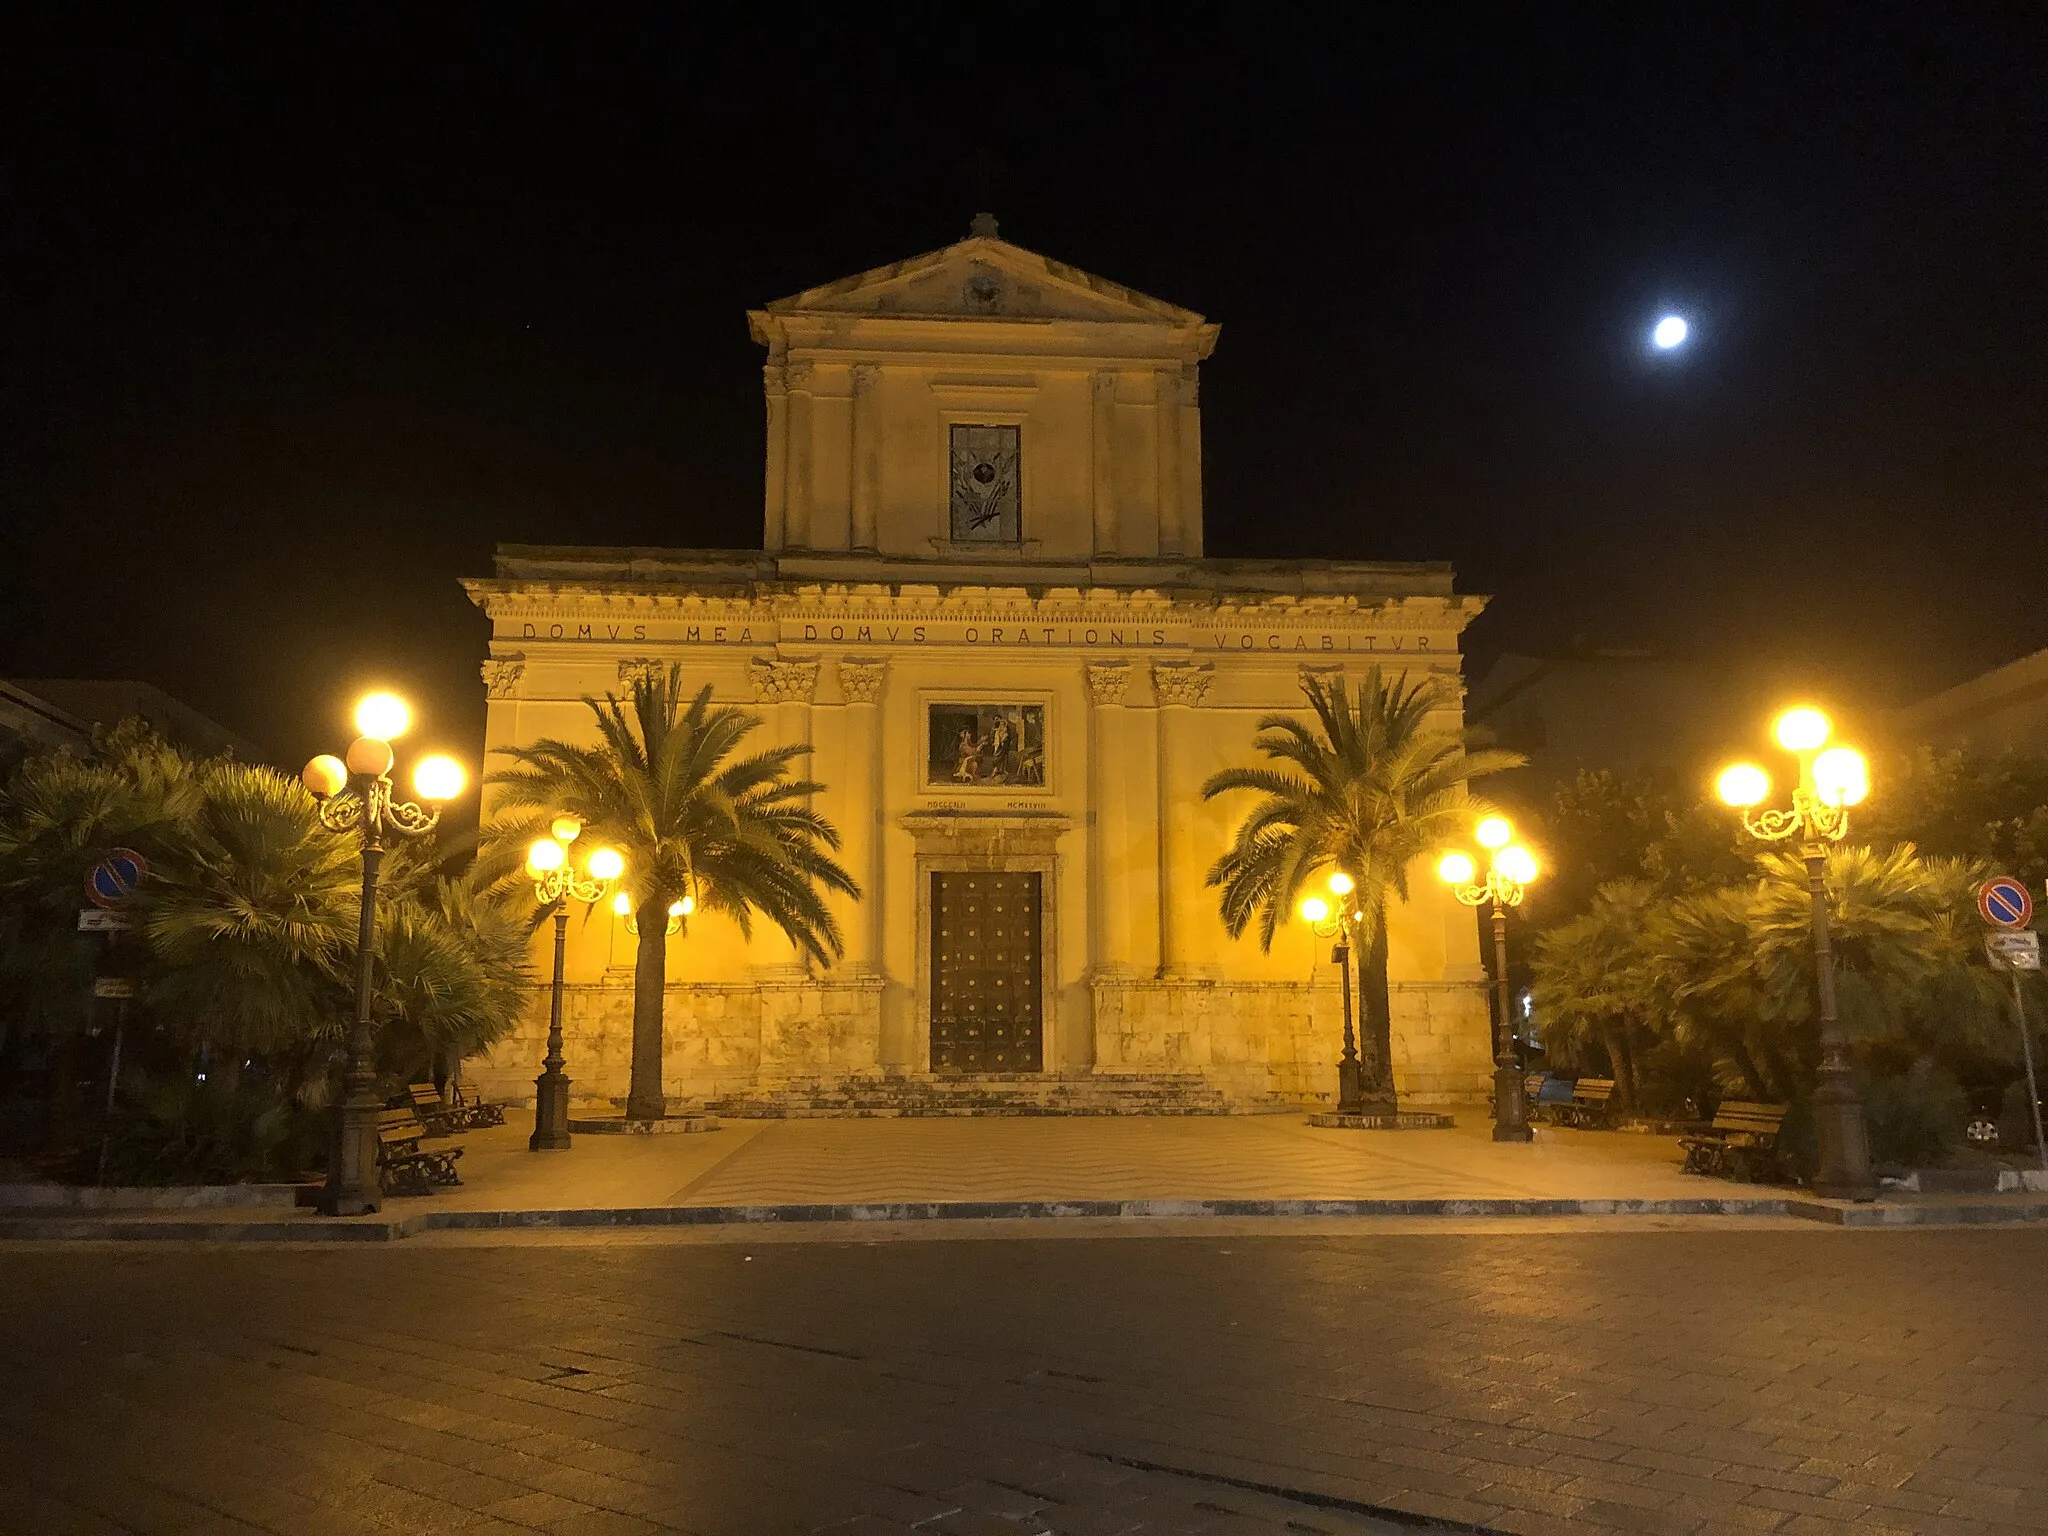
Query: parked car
[{"left": 1964, "top": 1078, "right": 2047, "bottom": 1150}]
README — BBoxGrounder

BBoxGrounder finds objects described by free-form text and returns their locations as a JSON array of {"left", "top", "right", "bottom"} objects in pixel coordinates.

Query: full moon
[{"left": 1651, "top": 314, "right": 1690, "bottom": 350}]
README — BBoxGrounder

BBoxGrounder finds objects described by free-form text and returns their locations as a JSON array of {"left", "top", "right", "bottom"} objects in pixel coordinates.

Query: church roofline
[{"left": 749, "top": 229, "right": 1211, "bottom": 342}]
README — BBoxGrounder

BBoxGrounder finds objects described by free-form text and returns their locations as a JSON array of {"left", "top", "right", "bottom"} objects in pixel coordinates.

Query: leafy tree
[
  {"left": 1203, "top": 669, "right": 1521, "bottom": 1112},
  {"left": 1856, "top": 746, "right": 2048, "bottom": 892},
  {"left": 489, "top": 667, "right": 859, "bottom": 1120}
]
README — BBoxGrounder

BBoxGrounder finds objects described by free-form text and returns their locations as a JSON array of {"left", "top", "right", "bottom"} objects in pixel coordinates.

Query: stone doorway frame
[{"left": 903, "top": 811, "right": 1068, "bottom": 1075}]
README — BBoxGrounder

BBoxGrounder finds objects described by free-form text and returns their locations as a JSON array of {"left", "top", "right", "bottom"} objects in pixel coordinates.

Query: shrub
[
  {"left": 97, "top": 1075, "right": 323, "bottom": 1185},
  {"left": 1864, "top": 1061, "right": 1968, "bottom": 1168}
]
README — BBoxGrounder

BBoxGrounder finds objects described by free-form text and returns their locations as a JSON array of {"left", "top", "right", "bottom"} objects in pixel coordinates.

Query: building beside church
[{"left": 464, "top": 220, "right": 1495, "bottom": 1111}]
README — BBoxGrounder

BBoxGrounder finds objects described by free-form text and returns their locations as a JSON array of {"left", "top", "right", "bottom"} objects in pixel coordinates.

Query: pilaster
[
  {"left": 1155, "top": 372, "right": 1184, "bottom": 557},
  {"left": 784, "top": 359, "right": 815, "bottom": 549},
  {"left": 763, "top": 363, "right": 788, "bottom": 550},
  {"left": 1152, "top": 660, "right": 1216, "bottom": 979},
  {"left": 749, "top": 656, "right": 821, "bottom": 976},
  {"left": 1085, "top": 662, "right": 1134, "bottom": 982},
  {"left": 838, "top": 657, "right": 887, "bottom": 976},
  {"left": 1091, "top": 370, "right": 1119, "bottom": 555},
  {"left": 849, "top": 364, "right": 880, "bottom": 552}
]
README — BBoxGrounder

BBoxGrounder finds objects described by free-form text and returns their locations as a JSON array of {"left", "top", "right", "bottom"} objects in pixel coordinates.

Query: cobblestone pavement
[{"left": 3, "top": 1229, "right": 2046, "bottom": 1535}]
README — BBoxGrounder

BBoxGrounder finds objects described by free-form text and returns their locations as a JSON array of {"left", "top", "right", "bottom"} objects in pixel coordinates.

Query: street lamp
[
  {"left": 617, "top": 889, "right": 691, "bottom": 936},
  {"left": 1299, "top": 869, "right": 1366, "bottom": 1115},
  {"left": 1438, "top": 815, "right": 1539, "bottom": 1143},
  {"left": 1717, "top": 706, "right": 1875, "bottom": 1201},
  {"left": 302, "top": 693, "right": 466, "bottom": 1215},
  {"left": 525, "top": 817, "right": 625, "bottom": 1151}
]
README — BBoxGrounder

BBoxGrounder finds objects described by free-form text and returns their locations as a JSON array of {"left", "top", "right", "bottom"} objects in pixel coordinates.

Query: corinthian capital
[
  {"left": 850, "top": 362, "right": 880, "bottom": 395},
  {"left": 750, "top": 657, "right": 821, "bottom": 705},
  {"left": 480, "top": 656, "right": 526, "bottom": 699},
  {"left": 617, "top": 658, "right": 664, "bottom": 688},
  {"left": 1085, "top": 661, "right": 1131, "bottom": 707},
  {"left": 1151, "top": 661, "right": 1214, "bottom": 708},
  {"left": 784, "top": 360, "right": 815, "bottom": 390},
  {"left": 839, "top": 658, "right": 887, "bottom": 705}
]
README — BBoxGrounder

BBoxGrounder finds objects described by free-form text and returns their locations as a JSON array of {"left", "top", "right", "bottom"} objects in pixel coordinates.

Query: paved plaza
[
  {"left": 3, "top": 1227, "right": 2047, "bottom": 1535},
  {"left": 434, "top": 1114, "right": 1716, "bottom": 1214}
]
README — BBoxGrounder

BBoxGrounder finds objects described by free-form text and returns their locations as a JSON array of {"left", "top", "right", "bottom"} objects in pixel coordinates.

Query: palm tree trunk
[
  {"left": 1600, "top": 1020, "right": 1635, "bottom": 1113},
  {"left": 1357, "top": 920, "right": 1398, "bottom": 1114},
  {"left": 627, "top": 905, "right": 667, "bottom": 1121},
  {"left": 1727, "top": 1038, "right": 1772, "bottom": 1102}
]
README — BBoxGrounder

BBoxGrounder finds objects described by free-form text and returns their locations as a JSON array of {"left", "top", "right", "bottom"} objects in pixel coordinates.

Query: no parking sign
[{"left": 1978, "top": 877, "right": 2033, "bottom": 930}]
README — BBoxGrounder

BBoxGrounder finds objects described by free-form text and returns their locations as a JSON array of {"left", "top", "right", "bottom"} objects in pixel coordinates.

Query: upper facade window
[{"left": 948, "top": 424, "right": 1021, "bottom": 543}]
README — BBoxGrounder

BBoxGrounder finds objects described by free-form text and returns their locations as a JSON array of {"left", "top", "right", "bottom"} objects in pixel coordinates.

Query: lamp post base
[
  {"left": 1811, "top": 1069, "right": 1875, "bottom": 1201},
  {"left": 1335, "top": 1056, "right": 1365, "bottom": 1117},
  {"left": 1491, "top": 1062, "right": 1533, "bottom": 1143},
  {"left": 319, "top": 1093, "right": 383, "bottom": 1215},
  {"left": 530, "top": 1069, "right": 573, "bottom": 1152}
]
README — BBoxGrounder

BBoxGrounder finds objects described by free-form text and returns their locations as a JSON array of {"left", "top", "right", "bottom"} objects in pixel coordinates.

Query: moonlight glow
[{"left": 1651, "top": 314, "right": 1690, "bottom": 350}]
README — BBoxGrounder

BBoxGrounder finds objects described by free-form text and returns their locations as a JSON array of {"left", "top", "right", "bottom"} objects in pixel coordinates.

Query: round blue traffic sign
[
  {"left": 1978, "top": 877, "right": 2033, "bottom": 930},
  {"left": 85, "top": 848, "right": 148, "bottom": 910}
]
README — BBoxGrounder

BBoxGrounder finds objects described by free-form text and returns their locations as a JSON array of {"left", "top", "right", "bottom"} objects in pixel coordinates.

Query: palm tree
[
  {"left": 489, "top": 666, "right": 859, "bottom": 1120},
  {"left": 1202, "top": 669, "right": 1521, "bottom": 1112},
  {"left": 138, "top": 761, "right": 357, "bottom": 1088},
  {"left": 1530, "top": 880, "right": 1664, "bottom": 1111}
]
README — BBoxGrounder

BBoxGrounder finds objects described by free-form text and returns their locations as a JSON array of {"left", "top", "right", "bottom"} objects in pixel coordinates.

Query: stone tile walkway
[
  {"left": 435, "top": 1113, "right": 1717, "bottom": 1213},
  {"left": 4, "top": 1228, "right": 2046, "bottom": 1533}
]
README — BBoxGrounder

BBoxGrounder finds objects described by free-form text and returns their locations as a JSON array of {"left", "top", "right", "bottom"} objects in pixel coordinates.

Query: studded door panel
[{"left": 930, "top": 871, "right": 1043, "bottom": 1073}]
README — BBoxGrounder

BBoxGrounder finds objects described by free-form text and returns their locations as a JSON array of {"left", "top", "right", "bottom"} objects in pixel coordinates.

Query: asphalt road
[{"left": 2, "top": 1226, "right": 2045, "bottom": 1535}]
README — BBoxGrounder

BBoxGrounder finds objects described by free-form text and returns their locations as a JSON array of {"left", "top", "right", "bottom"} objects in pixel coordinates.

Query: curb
[{"left": 5, "top": 1193, "right": 2045, "bottom": 1243}]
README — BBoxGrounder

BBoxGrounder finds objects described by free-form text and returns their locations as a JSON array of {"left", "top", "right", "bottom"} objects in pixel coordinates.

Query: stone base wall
[
  {"left": 1089, "top": 977, "right": 1492, "bottom": 1106},
  {"left": 468, "top": 972, "right": 1491, "bottom": 1111},
  {"left": 468, "top": 975, "right": 886, "bottom": 1112}
]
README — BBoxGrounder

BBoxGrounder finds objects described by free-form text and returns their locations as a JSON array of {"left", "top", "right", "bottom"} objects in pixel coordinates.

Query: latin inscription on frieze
[{"left": 510, "top": 620, "right": 1430, "bottom": 652}]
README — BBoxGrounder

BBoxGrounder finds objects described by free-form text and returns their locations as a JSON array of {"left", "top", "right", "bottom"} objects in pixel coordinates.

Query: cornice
[{"left": 467, "top": 583, "right": 1475, "bottom": 630}]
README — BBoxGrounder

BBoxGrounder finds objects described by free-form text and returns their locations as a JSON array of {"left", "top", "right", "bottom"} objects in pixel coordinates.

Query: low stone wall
[
  {"left": 1088, "top": 976, "right": 1492, "bottom": 1105},
  {"left": 469, "top": 975, "right": 886, "bottom": 1112},
  {"left": 470, "top": 972, "right": 1490, "bottom": 1111}
]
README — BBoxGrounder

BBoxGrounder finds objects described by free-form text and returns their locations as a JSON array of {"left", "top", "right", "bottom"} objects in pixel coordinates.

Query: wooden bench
[
  {"left": 1523, "top": 1072, "right": 1547, "bottom": 1108},
  {"left": 405, "top": 1082, "right": 461, "bottom": 1136},
  {"left": 448, "top": 1081, "right": 506, "bottom": 1129},
  {"left": 1530, "top": 1074, "right": 1577, "bottom": 1120},
  {"left": 1550, "top": 1078, "right": 1615, "bottom": 1128},
  {"left": 376, "top": 1108, "right": 463, "bottom": 1195},
  {"left": 1679, "top": 1102, "right": 1790, "bottom": 1181}
]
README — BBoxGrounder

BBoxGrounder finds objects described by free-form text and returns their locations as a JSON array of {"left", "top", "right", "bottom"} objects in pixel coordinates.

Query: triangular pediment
[{"left": 759, "top": 235, "right": 1207, "bottom": 328}]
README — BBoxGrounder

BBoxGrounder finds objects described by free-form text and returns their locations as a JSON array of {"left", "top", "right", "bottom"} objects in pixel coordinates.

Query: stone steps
[{"left": 702, "top": 1073, "right": 1287, "bottom": 1118}]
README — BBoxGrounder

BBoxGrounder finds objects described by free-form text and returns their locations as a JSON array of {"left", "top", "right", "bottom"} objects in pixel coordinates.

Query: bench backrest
[
  {"left": 408, "top": 1082, "right": 448, "bottom": 1112},
  {"left": 377, "top": 1107, "right": 426, "bottom": 1140},
  {"left": 1524, "top": 1073, "right": 1547, "bottom": 1099},
  {"left": 1536, "top": 1076, "right": 1577, "bottom": 1105},
  {"left": 1573, "top": 1078, "right": 1615, "bottom": 1104},
  {"left": 1714, "top": 1102, "right": 1788, "bottom": 1135}
]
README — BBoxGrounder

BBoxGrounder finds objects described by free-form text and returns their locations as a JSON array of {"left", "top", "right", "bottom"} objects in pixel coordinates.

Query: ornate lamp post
[
  {"left": 524, "top": 818, "right": 624, "bottom": 1151},
  {"left": 302, "top": 692, "right": 466, "bottom": 1216},
  {"left": 1438, "top": 815, "right": 1539, "bottom": 1143},
  {"left": 1299, "top": 870, "right": 1365, "bottom": 1115},
  {"left": 1717, "top": 706, "right": 1875, "bottom": 1202}
]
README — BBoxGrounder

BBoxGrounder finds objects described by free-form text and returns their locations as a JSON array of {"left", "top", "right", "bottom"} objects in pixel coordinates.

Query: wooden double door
[{"left": 929, "top": 871, "right": 1043, "bottom": 1073}]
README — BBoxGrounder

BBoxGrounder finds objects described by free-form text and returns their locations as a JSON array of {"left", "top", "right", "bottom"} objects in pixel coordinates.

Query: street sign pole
[{"left": 2012, "top": 970, "right": 2048, "bottom": 1176}]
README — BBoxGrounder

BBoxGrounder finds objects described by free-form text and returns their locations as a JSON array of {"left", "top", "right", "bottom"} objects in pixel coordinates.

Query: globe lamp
[
  {"left": 302, "top": 754, "right": 348, "bottom": 798},
  {"left": 412, "top": 755, "right": 464, "bottom": 802},
  {"left": 353, "top": 691, "right": 411, "bottom": 742}
]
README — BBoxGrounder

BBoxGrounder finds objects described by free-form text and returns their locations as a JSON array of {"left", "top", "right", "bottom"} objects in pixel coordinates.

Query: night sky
[{"left": 7, "top": 5, "right": 2044, "bottom": 768}]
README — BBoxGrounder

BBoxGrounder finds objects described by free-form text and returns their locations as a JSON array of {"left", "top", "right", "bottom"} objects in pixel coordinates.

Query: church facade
[{"left": 463, "top": 222, "right": 1495, "bottom": 1111}]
